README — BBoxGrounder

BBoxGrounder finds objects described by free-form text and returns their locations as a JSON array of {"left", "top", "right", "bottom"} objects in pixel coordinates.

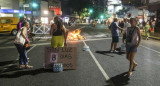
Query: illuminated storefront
[
  {"left": 148, "top": 0, "right": 160, "bottom": 32},
  {"left": 0, "top": 9, "right": 31, "bottom": 17}
]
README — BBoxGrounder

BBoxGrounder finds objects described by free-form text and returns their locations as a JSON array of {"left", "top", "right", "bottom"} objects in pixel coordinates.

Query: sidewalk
[{"left": 141, "top": 30, "right": 160, "bottom": 40}]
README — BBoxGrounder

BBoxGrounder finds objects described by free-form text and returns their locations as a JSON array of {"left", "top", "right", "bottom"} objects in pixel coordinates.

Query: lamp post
[{"left": 31, "top": 2, "right": 38, "bottom": 22}]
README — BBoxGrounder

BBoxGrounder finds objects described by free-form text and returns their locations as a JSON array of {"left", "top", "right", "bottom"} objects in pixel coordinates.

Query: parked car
[{"left": 0, "top": 17, "right": 19, "bottom": 35}]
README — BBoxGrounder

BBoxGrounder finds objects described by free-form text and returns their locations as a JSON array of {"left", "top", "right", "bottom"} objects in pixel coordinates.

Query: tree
[{"left": 69, "top": 0, "right": 92, "bottom": 18}]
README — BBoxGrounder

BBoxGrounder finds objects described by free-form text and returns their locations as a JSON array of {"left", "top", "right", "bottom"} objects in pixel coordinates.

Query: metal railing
[{"left": 32, "top": 24, "right": 51, "bottom": 34}]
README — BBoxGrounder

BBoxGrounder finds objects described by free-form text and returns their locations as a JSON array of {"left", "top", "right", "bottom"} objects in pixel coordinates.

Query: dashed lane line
[{"left": 82, "top": 41, "right": 114, "bottom": 86}]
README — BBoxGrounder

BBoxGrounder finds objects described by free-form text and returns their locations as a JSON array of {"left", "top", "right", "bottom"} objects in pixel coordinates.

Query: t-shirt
[
  {"left": 123, "top": 22, "right": 131, "bottom": 34},
  {"left": 126, "top": 27, "right": 139, "bottom": 45},
  {"left": 124, "top": 22, "right": 131, "bottom": 31},
  {"left": 110, "top": 22, "right": 119, "bottom": 36}
]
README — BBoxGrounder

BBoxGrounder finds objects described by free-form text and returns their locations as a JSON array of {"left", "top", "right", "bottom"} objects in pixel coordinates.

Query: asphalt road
[{"left": 0, "top": 24, "right": 160, "bottom": 86}]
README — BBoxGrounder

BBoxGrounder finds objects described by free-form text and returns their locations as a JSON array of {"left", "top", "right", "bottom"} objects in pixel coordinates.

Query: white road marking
[
  {"left": 7, "top": 64, "right": 14, "bottom": 66},
  {"left": 34, "top": 37, "right": 52, "bottom": 39},
  {"left": 12, "top": 45, "right": 36, "bottom": 67},
  {"left": 0, "top": 46, "right": 15, "bottom": 49},
  {"left": 32, "top": 43, "right": 50, "bottom": 46},
  {"left": 140, "top": 45, "right": 160, "bottom": 54},
  {"left": 26, "top": 45, "right": 37, "bottom": 53},
  {"left": 79, "top": 26, "right": 85, "bottom": 29},
  {"left": 82, "top": 41, "right": 114, "bottom": 86},
  {"left": 84, "top": 38, "right": 112, "bottom": 41}
]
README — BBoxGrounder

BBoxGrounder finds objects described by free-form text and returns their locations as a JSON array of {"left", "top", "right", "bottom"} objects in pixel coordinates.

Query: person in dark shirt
[{"left": 50, "top": 16, "right": 68, "bottom": 48}]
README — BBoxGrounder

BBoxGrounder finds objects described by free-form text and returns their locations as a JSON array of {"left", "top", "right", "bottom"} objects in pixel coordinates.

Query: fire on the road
[{"left": 67, "top": 29, "right": 85, "bottom": 40}]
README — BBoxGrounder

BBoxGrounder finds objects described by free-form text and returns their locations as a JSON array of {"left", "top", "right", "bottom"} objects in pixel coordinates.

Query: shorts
[
  {"left": 123, "top": 32, "right": 126, "bottom": 40},
  {"left": 112, "top": 36, "right": 119, "bottom": 43},
  {"left": 51, "top": 35, "right": 64, "bottom": 48},
  {"left": 126, "top": 44, "right": 137, "bottom": 52}
]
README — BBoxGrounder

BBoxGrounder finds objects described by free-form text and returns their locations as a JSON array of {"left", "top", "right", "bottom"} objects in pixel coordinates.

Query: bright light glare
[{"left": 44, "top": 11, "right": 48, "bottom": 14}]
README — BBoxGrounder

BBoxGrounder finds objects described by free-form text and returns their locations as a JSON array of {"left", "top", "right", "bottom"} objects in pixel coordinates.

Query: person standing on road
[
  {"left": 126, "top": 18, "right": 141, "bottom": 76},
  {"left": 50, "top": 16, "right": 68, "bottom": 48},
  {"left": 144, "top": 21, "right": 150, "bottom": 40},
  {"left": 14, "top": 21, "right": 33, "bottom": 69},
  {"left": 109, "top": 18, "right": 123, "bottom": 52}
]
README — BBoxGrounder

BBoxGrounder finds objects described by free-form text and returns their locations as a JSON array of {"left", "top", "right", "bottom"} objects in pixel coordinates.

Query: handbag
[
  {"left": 24, "top": 42, "right": 30, "bottom": 50},
  {"left": 14, "top": 27, "right": 25, "bottom": 45},
  {"left": 149, "top": 27, "right": 152, "bottom": 32}
]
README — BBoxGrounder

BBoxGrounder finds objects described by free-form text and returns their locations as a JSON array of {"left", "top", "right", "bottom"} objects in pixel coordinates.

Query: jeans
[{"left": 14, "top": 44, "right": 28, "bottom": 65}]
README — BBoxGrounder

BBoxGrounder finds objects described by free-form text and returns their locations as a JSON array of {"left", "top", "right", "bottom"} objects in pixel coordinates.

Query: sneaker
[
  {"left": 113, "top": 50, "right": 118, "bottom": 53},
  {"left": 109, "top": 50, "right": 113, "bottom": 53}
]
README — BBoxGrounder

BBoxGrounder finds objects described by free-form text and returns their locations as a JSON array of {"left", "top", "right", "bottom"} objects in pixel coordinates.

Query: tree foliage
[
  {"left": 69, "top": 0, "right": 92, "bottom": 17},
  {"left": 69, "top": 0, "right": 105, "bottom": 19}
]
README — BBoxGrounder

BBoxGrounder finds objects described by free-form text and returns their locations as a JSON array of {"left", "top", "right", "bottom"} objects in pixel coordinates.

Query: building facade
[
  {"left": 0, "top": 0, "right": 23, "bottom": 17},
  {"left": 106, "top": 0, "right": 122, "bottom": 14}
]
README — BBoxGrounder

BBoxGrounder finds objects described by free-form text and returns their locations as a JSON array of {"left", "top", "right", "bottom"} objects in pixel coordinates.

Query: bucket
[{"left": 83, "top": 45, "right": 89, "bottom": 51}]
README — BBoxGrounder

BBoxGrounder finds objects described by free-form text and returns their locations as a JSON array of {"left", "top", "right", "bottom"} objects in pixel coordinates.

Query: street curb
[{"left": 141, "top": 33, "right": 160, "bottom": 40}]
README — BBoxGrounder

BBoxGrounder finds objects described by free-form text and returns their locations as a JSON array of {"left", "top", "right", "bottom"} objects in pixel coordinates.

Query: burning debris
[{"left": 67, "top": 29, "right": 85, "bottom": 40}]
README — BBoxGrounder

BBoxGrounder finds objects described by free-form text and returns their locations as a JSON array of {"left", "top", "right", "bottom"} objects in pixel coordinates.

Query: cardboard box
[{"left": 45, "top": 47, "right": 77, "bottom": 70}]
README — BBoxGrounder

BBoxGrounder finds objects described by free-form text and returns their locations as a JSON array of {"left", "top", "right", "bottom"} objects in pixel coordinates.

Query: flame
[{"left": 67, "top": 29, "right": 85, "bottom": 40}]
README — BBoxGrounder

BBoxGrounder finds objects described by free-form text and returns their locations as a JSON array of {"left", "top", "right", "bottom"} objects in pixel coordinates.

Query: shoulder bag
[{"left": 14, "top": 27, "right": 26, "bottom": 45}]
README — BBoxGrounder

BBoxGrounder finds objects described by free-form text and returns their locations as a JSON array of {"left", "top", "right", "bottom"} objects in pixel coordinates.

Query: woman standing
[
  {"left": 145, "top": 21, "right": 150, "bottom": 40},
  {"left": 50, "top": 16, "right": 68, "bottom": 48},
  {"left": 126, "top": 18, "right": 141, "bottom": 76},
  {"left": 14, "top": 22, "right": 33, "bottom": 69}
]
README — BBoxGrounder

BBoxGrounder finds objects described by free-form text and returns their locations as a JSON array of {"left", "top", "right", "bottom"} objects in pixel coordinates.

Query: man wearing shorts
[{"left": 109, "top": 18, "right": 123, "bottom": 53}]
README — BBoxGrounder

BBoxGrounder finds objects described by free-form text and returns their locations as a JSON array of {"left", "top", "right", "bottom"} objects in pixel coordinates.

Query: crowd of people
[
  {"left": 14, "top": 14, "right": 154, "bottom": 77},
  {"left": 14, "top": 16, "right": 68, "bottom": 69},
  {"left": 108, "top": 16, "right": 156, "bottom": 76}
]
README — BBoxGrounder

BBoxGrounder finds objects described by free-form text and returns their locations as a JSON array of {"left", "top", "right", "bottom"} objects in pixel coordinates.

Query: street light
[
  {"left": 100, "top": 15, "right": 104, "bottom": 19},
  {"left": 32, "top": 2, "right": 38, "bottom": 8},
  {"left": 31, "top": 2, "right": 38, "bottom": 22},
  {"left": 89, "top": 9, "right": 93, "bottom": 13},
  {"left": 19, "top": 13, "right": 23, "bottom": 17}
]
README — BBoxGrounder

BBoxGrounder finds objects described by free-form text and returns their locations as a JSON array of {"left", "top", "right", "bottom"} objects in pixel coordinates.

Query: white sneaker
[
  {"left": 109, "top": 50, "right": 113, "bottom": 53},
  {"left": 113, "top": 50, "right": 118, "bottom": 53}
]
